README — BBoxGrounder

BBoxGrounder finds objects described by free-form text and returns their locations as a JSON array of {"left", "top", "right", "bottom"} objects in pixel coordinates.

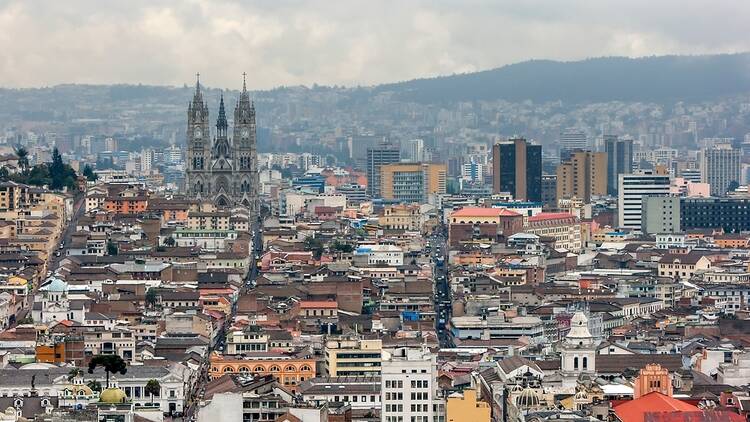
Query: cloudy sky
[{"left": 1, "top": 0, "right": 748, "bottom": 89}]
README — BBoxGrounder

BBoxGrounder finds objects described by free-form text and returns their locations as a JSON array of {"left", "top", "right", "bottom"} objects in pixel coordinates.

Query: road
[
  {"left": 431, "top": 230, "right": 452, "bottom": 348},
  {"left": 49, "top": 195, "right": 85, "bottom": 272}
]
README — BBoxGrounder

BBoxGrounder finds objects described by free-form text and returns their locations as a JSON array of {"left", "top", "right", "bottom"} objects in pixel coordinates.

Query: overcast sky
[{"left": 1, "top": 0, "right": 748, "bottom": 90}]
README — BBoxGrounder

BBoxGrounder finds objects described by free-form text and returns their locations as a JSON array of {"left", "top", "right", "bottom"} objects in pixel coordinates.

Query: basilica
[{"left": 185, "top": 74, "right": 259, "bottom": 218}]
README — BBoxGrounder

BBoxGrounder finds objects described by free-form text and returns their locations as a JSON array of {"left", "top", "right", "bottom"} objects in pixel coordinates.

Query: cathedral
[{"left": 185, "top": 74, "right": 259, "bottom": 217}]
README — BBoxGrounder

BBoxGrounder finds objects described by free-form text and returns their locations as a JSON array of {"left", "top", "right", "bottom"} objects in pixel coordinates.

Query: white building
[
  {"left": 381, "top": 347, "right": 439, "bottom": 422},
  {"left": 354, "top": 244, "right": 404, "bottom": 267},
  {"left": 31, "top": 278, "right": 85, "bottom": 324},
  {"left": 406, "top": 139, "right": 425, "bottom": 162},
  {"left": 617, "top": 170, "right": 671, "bottom": 230},
  {"left": 701, "top": 144, "right": 741, "bottom": 196},
  {"left": 560, "top": 312, "right": 598, "bottom": 388}
]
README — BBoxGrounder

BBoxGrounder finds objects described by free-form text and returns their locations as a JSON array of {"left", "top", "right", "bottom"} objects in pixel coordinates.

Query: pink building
[{"left": 670, "top": 178, "right": 710, "bottom": 197}]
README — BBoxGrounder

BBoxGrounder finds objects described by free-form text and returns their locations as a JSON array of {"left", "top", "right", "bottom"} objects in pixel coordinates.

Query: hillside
[{"left": 375, "top": 53, "right": 750, "bottom": 104}]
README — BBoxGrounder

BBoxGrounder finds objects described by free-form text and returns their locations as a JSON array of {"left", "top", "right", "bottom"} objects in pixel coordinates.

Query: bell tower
[
  {"left": 232, "top": 72, "right": 259, "bottom": 217},
  {"left": 186, "top": 73, "right": 211, "bottom": 199}
]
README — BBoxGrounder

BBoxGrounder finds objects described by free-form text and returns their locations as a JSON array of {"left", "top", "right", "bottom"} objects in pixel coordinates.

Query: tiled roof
[{"left": 451, "top": 207, "right": 521, "bottom": 218}]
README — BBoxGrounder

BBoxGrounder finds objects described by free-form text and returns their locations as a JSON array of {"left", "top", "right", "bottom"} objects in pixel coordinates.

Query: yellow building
[
  {"left": 325, "top": 338, "right": 382, "bottom": 377},
  {"left": 556, "top": 151, "right": 607, "bottom": 203},
  {"left": 380, "top": 163, "right": 446, "bottom": 203},
  {"left": 446, "top": 389, "right": 490, "bottom": 422},
  {"left": 380, "top": 204, "right": 422, "bottom": 232}
]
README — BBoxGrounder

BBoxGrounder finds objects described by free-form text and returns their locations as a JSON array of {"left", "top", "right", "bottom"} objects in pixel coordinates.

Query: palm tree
[
  {"left": 14, "top": 146, "right": 29, "bottom": 174},
  {"left": 145, "top": 379, "right": 161, "bottom": 405},
  {"left": 88, "top": 354, "right": 127, "bottom": 389}
]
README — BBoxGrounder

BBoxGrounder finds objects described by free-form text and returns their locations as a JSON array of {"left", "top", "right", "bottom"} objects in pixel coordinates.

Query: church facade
[{"left": 185, "top": 74, "right": 259, "bottom": 218}]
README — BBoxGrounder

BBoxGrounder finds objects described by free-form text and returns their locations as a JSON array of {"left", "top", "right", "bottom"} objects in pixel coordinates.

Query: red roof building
[{"left": 614, "top": 392, "right": 698, "bottom": 422}]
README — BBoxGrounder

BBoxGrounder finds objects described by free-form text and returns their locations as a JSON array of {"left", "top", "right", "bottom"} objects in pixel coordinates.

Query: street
[{"left": 431, "top": 230, "right": 452, "bottom": 348}]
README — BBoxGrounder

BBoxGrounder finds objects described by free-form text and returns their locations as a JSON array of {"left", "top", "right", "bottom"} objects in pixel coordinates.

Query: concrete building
[
  {"left": 617, "top": 170, "right": 671, "bottom": 230},
  {"left": 605, "top": 136, "right": 633, "bottom": 196},
  {"left": 556, "top": 151, "right": 607, "bottom": 203},
  {"left": 366, "top": 143, "right": 401, "bottom": 198},
  {"left": 681, "top": 197, "right": 750, "bottom": 232},
  {"left": 325, "top": 338, "right": 383, "bottom": 377},
  {"left": 559, "top": 129, "right": 588, "bottom": 162},
  {"left": 641, "top": 196, "right": 680, "bottom": 234},
  {"left": 446, "top": 388, "right": 490, "bottom": 422},
  {"left": 701, "top": 144, "right": 741, "bottom": 196},
  {"left": 524, "top": 212, "right": 582, "bottom": 252},
  {"left": 380, "top": 162, "right": 447, "bottom": 203},
  {"left": 492, "top": 138, "right": 542, "bottom": 202},
  {"left": 381, "top": 347, "right": 439, "bottom": 422}
]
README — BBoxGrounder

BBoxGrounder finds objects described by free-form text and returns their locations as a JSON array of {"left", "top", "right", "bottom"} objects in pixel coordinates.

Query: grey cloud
[{"left": 0, "top": 0, "right": 748, "bottom": 89}]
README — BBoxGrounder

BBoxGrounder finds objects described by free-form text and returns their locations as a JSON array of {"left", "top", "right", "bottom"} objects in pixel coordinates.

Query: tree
[
  {"left": 107, "top": 241, "right": 118, "bottom": 256},
  {"left": 144, "top": 379, "right": 161, "bottom": 404},
  {"left": 303, "top": 236, "right": 324, "bottom": 259},
  {"left": 16, "top": 316, "right": 33, "bottom": 325},
  {"left": 87, "top": 380, "right": 102, "bottom": 392},
  {"left": 88, "top": 354, "right": 127, "bottom": 389},
  {"left": 145, "top": 288, "right": 158, "bottom": 308},
  {"left": 331, "top": 240, "right": 354, "bottom": 253},
  {"left": 163, "top": 236, "right": 175, "bottom": 247},
  {"left": 82, "top": 164, "right": 98, "bottom": 181},
  {"left": 14, "top": 146, "right": 29, "bottom": 174},
  {"left": 68, "top": 368, "right": 84, "bottom": 382}
]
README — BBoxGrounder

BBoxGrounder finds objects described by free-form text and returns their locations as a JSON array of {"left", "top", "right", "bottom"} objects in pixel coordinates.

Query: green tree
[
  {"left": 304, "top": 236, "right": 324, "bottom": 259},
  {"left": 88, "top": 354, "right": 127, "bottom": 389},
  {"left": 145, "top": 288, "right": 158, "bottom": 308},
  {"left": 14, "top": 146, "right": 29, "bottom": 174},
  {"left": 107, "top": 241, "right": 118, "bottom": 256},
  {"left": 16, "top": 316, "right": 34, "bottom": 325},
  {"left": 145, "top": 379, "right": 161, "bottom": 404},
  {"left": 331, "top": 240, "right": 354, "bottom": 253},
  {"left": 163, "top": 236, "right": 175, "bottom": 247},
  {"left": 87, "top": 380, "right": 102, "bottom": 392},
  {"left": 82, "top": 164, "right": 98, "bottom": 181}
]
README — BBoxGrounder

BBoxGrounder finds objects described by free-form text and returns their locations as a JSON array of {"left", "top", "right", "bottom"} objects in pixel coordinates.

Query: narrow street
[{"left": 431, "top": 230, "right": 452, "bottom": 348}]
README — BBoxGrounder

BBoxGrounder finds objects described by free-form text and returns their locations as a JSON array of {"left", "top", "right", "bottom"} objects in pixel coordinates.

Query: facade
[
  {"left": 381, "top": 347, "right": 439, "bottom": 422},
  {"left": 446, "top": 388, "right": 490, "bottom": 422},
  {"left": 559, "top": 129, "right": 588, "bottom": 162},
  {"left": 209, "top": 353, "right": 316, "bottom": 391},
  {"left": 681, "top": 198, "right": 750, "bottom": 232},
  {"left": 366, "top": 143, "right": 401, "bottom": 198},
  {"left": 617, "top": 170, "right": 671, "bottom": 230},
  {"left": 448, "top": 207, "right": 524, "bottom": 247},
  {"left": 491, "top": 138, "right": 542, "bottom": 202},
  {"left": 633, "top": 364, "right": 673, "bottom": 398},
  {"left": 185, "top": 75, "right": 259, "bottom": 215},
  {"left": 380, "top": 204, "right": 422, "bottom": 231},
  {"left": 325, "top": 338, "right": 383, "bottom": 377},
  {"left": 556, "top": 151, "right": 607, "bottom": 203},
  {"left": 524, "top": 212, "right": 582, "bottom": 252},
  {"left": 380, "top": 162, "right": 447, "bottom": 203},
  {"left": 605, "top": 136, "right": 634, "bottom": 196},
  {"left": 701, "top": 144, "right": 741, "bottom": 196},
  {"left": 641, "top": 196, "right": 681, "bottom": 235}
]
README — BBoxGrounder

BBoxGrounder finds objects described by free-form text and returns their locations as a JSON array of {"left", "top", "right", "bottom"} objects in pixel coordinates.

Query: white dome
[
  {"left": 41, "top": 277, "right": 68, "bottom": 293},
  {"left": 566, "top": 312, "right": 593, "bottom": 339}
]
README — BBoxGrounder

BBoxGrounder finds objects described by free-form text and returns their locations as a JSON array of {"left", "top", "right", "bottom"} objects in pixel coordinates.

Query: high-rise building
[
  {"left": 701, "top": 144, "right": 741, "bottom": 196},
  {"left": 491, "top": 138, "right": 542, "bottom": 202},
  {"left": 541, "top": 174, "right": 558, "bottom": 207},
  {"left": 381, "top": 347, "right": 439, "bottom": 422},
  {"left": 556, "top": 151, "right": 607, "bottom": 203},
  {"left": 380, "top": 162, "right": 447, "bottom": 203},
  {"left": 681, "top": 197, "right": 750, "bottom": 232},
  {"left": 140, "top": 148, "right": 154, "bottom": 173},
  {"left": 641, "top": 196, "right": 680, "bottom": 234},
  {"left": 559, "top": 129, "right": 588, "bottom": 162},
  {"left": 366, "top": 143, "right": 400, "bottom": 198},
  {"left": 351, "top": 134, "right": 384, "bottom": 169},
  {"left": 606, "top": 136, "right": 633, "bottom": 196},
  {"left": 617, "top": 170, "right": 671, "bottom": 230},
  {"left": 185, "top": 74, "right": 258, "bottom": 216},
  {"left": 461, "top": 159, "right": 484, "bottom": 183},
  {"left": 405, "top": 138, "right": 425, "bottom": 162}
]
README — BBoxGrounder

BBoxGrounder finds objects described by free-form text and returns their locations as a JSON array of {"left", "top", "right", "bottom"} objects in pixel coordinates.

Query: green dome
[{"left": 99, "top": 387, "right": 127, "bottom": 404}]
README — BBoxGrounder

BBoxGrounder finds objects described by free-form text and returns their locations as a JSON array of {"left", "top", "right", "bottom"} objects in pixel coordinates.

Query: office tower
[
  {"left": 541, "top": 174, "right": 558, "bottom": 207},
  {"left": 617, "top": 170, "right": 671, "bottom": 230},
  {"left": 605, "top": 136, "right": 633, "bottom": 196},
  {"left": 186, "top": 74, "right": 259, "bottom": 214},
  {"left": 491, "top": 138, "right": 542, "bottom": 202},
  {"left": 140, "top": 148, "right": 154, "bottom": 173},
  {"left": 641, "top": 196, "right": 680, "bottom": 234},
  {"left": 556, "top": 151, "right": 607, "bottom": 203},
  {"left": 380, "top": 162, "right": 447, "bottom": 203},
  {"left": 681, "top": 197, "right": 750, "bottom": 232},
  {"left": 351, "top": 134, "right": 383, "bottom": 169},
  {"left": 461, "top": 159, "right": 484, "bottom": 182},
  {"left": 559, "top": 129, "right": 588, "bottom": 162},
  {"left": 164, "top": 145, "right": 182, "bottom": 164},
  {"left": 366, "top": 143, "right": 400, "bottom": 197},
  {"left": 680, "top": 168, "right": 702, "bottom": 183},
  {"left": 406, "top": 138, "right": 425, "bottom": 162},
  {"left": 701, "top": 144, "right": 741, "bottom": 196},
  {"left": 336, "top": 184, "right": 367, "bottom": 204},
  {"left": 381, "top": 347, "right": 438, "bottom": 422}
]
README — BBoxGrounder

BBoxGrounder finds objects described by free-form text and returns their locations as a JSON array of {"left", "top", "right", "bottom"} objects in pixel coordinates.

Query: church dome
[
  {"left": 516, "top": 387, "right": 541, "bottom": 408},
  {"left": 42, "top": 277, "right": 68, "bottom": 293},
  {"left": 99, "top": 387, "right": 127, "bottom": 404},
  {"left": 566, "top": 311, "right": 593, "bottom": 340}
]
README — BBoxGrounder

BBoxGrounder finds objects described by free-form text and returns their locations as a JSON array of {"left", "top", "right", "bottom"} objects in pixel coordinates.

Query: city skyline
[{"left": 1, "top": 0, "right": 750, "bottom": 89}]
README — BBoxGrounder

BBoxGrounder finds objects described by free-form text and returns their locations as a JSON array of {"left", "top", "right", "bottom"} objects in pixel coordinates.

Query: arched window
[
  {"left": 239, "top": 366, "right": 249, "bottom": 372},
  {"left": 254, "top": 366, "right": 265, "bottom": 373},
  {"left": 223, "top": 367, "right": 234, "bottom": 373},
  {"left": 284, "top": 365, "right": 296, "bottom": 372},
  {"left": 582, "top": 357, "right": 588, "bottom": 369},
  {"left": 573, "top": 357, "right": 579, "bottom": 370},
  {"left": 300, "top": 365, "right": 312, "bottom": 372},
  {"left": 269, "top": 365, "right": 281, "bottom": 372}
]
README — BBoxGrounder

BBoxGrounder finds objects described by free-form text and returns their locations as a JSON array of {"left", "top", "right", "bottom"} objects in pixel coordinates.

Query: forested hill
[{"left": 374, "top": 53, "right": 750, "bottom": 104}]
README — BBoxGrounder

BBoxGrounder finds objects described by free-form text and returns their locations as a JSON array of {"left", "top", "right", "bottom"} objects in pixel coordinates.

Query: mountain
[{"left": 374, "top": 53, "right": 750, "bottom": 104}]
